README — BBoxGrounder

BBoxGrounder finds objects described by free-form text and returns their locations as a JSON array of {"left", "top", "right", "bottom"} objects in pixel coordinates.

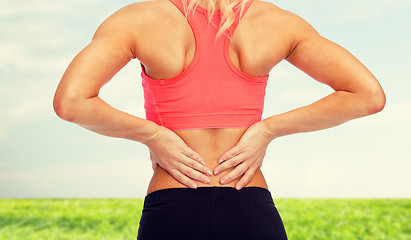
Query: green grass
[
  {"left": 275, "top": 199, "right": 411, "bottom": 240},
  {"left": 1, "top": 198, "right": 410, "bottom": 240},
  {"left": 0, "top": 199, "right": 144, "bottom": 240}
]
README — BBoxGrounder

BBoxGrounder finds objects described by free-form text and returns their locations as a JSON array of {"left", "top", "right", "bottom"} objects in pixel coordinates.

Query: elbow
[
  {"left": 53, "top": 94, "right": 79, "bottom": 122},
  {"left": 363, "top": 87, "right": 386, "bottom": 115}
]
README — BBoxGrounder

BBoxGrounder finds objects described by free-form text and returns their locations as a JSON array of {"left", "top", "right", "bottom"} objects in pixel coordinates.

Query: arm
[
  {"left": 53, "top": 8, "right": 160, "bottom": 144},
  {"left": 53, "top": 6, "right": 212, "bottom": 188},
  {"left": 261, "top": 12, "right": 385, "bottom": 140},
  {"left": 214, "top": 9, "right": 386, "bottom": 190}
]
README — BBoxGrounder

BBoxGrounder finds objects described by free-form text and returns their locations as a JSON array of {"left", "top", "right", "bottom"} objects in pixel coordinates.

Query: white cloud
[
  {"left": 276, "top": 0, "right": 411, "bottom": 23},
  {"left": 262, "top": 150, "right": 411, "bottom": 198},
  {"left": 0, "top": 1, "right": 69, "bottom": 18},
  {"left": 0, "top": 19, "right": 84, "bottom": 76},
  {"left": 0, "top": 80, "right": 57, "bottom": 139},
  {"left": 0, "top": 0, "right": 117, "bottom": 18},
  {"left": 0, "top": 157, "right": 153, "bottom": 198}
]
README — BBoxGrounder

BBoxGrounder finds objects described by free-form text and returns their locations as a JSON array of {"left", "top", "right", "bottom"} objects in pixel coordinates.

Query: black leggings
[{"left": 137, "top": 186, "right": 288, "bottom": 240}]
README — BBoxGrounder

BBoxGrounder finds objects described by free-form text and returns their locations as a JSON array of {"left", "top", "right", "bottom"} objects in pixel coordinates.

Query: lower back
[{"left": 146, "top": 127, "right": 269, "bottom": 195}]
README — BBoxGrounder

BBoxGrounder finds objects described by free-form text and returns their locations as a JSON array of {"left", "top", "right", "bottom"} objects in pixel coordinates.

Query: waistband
[{"left": 144, "top": 186, "right": 274, "bottom": 205}]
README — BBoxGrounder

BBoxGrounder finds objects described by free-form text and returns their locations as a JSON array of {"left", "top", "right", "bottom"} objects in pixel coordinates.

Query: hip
[{"left": 137, "top": 186, "right": 288, "bottom": 240}]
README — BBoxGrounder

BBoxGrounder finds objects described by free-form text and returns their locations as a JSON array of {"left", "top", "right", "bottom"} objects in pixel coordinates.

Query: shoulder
[
  {"left": 118, "top": 0, "right": 178, "bottom": 18},
  {"left": 250, "top": 0, "right": 320, "bottom": 54},
  {"left": 92, "top": 0, "right": 181, "bottom": 56},
  {"left": 94, "top": 0, "right": 188, "bottom": 36},
  {"left": 94, "top": 0, "right": 175, "bottom": 33},
  {"left": 252, "top": 0, "right": 317, "bottom": 32}
]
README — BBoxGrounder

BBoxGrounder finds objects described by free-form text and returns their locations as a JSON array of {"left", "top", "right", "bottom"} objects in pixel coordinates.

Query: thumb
[
  {"left": 152, "top": 161, "right": 158, "bottom": 171},
  {"left": 149, "top": 151, "right": 159, "bottom": 171}
]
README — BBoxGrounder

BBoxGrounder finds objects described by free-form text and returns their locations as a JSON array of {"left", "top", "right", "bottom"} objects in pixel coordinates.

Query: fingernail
[
  {"left": 191, "top": 184, "right": 197, "bottom": 189},
  {"left": 207, "top": 170, "right": 213, "bottom": 176},
  {"left": 218, "top": 159, "right": 222, "bottom": 164},
  {"left": 201, "top": 160, "right": 206, "bottom": 165},
  {"left": 236, "top": 185, "right": 242, "bottom": 190},
  {"left": 214, "top": 169, "right": 219, "bottom": 175},
  {"left": 220, "top": 178, "right": 226, "bottom": 184},
  {"left": 204, "top": 178, "right": 210, "bottom": 184}
]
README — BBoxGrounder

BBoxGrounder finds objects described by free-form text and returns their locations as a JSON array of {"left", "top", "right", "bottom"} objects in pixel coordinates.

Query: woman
[{"left": 53, "top": 0, "right": 386, "bottom": 239}]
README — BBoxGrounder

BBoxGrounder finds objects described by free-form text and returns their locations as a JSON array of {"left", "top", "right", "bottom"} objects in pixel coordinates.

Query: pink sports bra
[{"left": 140, "top": 0, "right": 269, "bottom": 130}]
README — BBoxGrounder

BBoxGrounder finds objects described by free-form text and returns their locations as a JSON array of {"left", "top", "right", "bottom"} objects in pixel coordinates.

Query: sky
[{"left": 1, "top": 0, "right": 410, "bottom": 198}]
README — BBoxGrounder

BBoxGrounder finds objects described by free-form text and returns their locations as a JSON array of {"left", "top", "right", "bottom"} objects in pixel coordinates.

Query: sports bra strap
[
  {"left": 168, "top": 0, "right": 186, "bottom": 17},
  {"left": 226, "top": 0, "right": 254, "bottom": 38},
  {"left": 140, "top": 0, "right": 268, "bottom": 130}
]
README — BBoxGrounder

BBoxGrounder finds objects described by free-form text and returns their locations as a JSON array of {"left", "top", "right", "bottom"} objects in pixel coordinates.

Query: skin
[{"left": 53, "top": 0, "right": 385, "bottom": 195}]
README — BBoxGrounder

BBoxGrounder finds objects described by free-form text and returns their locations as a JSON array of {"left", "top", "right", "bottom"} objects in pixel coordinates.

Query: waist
[
  {"left": 146, "top": 126, "right": 268, "bottom": 195},
  {"left": 146, "top": 165, "right": 268, "bottom": 195}
]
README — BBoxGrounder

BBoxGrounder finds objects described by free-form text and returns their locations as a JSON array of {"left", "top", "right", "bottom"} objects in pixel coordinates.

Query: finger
[
  {"left": 218, "top": 145, "right": 242, "bottom": 164},
  {"left": 219, "top": 162, "right": 249, "bottom": 185},
  {"left": 169, "top": 168, "right": 198, "bottom": 189},
  {"left": 183, "top": 146, "right": 206, "bottom": 165},
  {"left": 214, "top": 153, "right": 244, "bottom": 175},
  {"left": 176, "top": 162, "right": 211, "bottom": 184},
  {"left": 180, "top": 154, "right": 213, "bottom": 176},
  {"left": 235, "top": 166, "right": 258, "bottom": 190}
]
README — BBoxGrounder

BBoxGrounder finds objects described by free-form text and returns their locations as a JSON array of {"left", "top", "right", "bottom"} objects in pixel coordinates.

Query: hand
[
  {"left": 213, "top": 121, "right": 273, "bottom": 190},
  {"left": 143, "top": 126, "right": 213, "bottom": 189}
]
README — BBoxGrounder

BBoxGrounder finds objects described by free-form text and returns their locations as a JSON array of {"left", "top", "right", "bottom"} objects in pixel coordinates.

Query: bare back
[
  {"left": 121, "top": 0, "right": 297, "bottom": 194},
  {"left": 90, "top": 0, "right": 300, "bottom": 194}
]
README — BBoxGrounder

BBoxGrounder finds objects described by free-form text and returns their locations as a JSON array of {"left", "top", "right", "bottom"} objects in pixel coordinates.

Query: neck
[{"left": 197, "top": 0, "right": 224, "bottom": 9}]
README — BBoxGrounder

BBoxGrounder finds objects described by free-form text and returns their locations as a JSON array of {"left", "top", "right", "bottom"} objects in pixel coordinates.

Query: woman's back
[
  {"left": 133, "top": 0, "right": 284, "bottom": 194},
  {"left": 135, "top": 0, "right": 283, "bottom": 80}
]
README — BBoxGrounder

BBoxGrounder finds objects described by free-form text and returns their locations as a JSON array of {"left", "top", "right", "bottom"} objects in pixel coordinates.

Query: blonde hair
[{"left": 181, "top": 0, "right": 250, "bottom": 41}]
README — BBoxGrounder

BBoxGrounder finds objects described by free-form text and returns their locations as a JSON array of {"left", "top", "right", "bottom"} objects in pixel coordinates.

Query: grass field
[{"left": 1, "top": 198, "right": 410, "bottom": 240}]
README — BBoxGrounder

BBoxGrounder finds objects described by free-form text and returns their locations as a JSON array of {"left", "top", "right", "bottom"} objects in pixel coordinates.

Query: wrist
[
  {"left": 139, "top": 121, "right": 164, "bottom": 147},
  {"left": 260, "top": 117, "right": 279, "bottom": 141}
]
